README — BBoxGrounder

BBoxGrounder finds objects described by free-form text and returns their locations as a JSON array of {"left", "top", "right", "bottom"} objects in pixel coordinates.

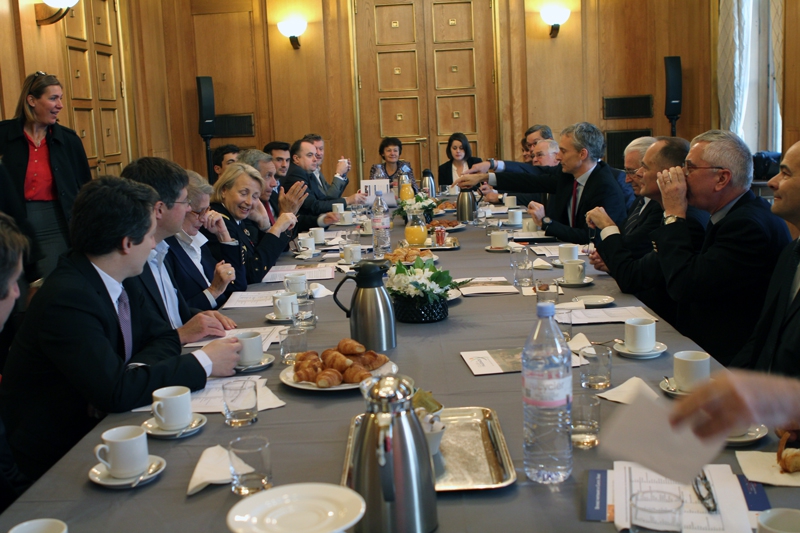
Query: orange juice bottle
[
  {"left": 405, "top": 207, "right": 428, "bottom": 245},
  {"left": 398, "top": 173, "right": 414, "bottom": 201}
]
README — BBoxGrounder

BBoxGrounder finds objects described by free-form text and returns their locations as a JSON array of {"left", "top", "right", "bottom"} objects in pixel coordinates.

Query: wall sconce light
[
  {"left": 540, "top": 5, "right": 570, "bottom": 38},
  {"left": 35, "top": 0, "right": 79, "bottom": 26},
  {"left": 277, "top": 16, "right": 307, "bottom": 50}
]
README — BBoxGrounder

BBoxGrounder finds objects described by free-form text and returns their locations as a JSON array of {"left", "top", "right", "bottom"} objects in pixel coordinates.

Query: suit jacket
[
  {"left": 0, "top": 163, "right": 42, "bottom": 282},
  {"left": 164, "top": 235, "right": 246, "bottom": 310},
  {"left": 125, "top": 253, "right": 199, "bottom": 327},
  {"left": 653, "top": 191, "right": 791, "bottom": 364},
  {"left": 729, "top": 241, "right": 800, "bottom": 377},
  {"left": 284, "top": 164, "right": 345, "bottom": 217},
  {"left": 610, "top": 167, "right": 637, "bottom": 209},
  {"left": 620, "top": 198, "right": 664, "bottom": 259},
  {"left": 205, "top": 203, "right": 289, "bottom": 284},
  {"left": 316, "top": 169, "right": 348, "bottom": 198},
  {"left": 437, "top": 157, "right": 482, "bottom": 187},
  {"left": 0, "top": 252, "right": 205, "bottom": 480},
  {"left": 495, "top": 161, "right": 627, "bottom": 244}
]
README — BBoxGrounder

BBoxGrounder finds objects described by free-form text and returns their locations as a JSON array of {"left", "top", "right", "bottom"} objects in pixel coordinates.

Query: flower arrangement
[
  {"left": 385, "top": 258, "right": 466, "bottom": 305},
  {"left": 393, "top": 193, "right": 438, "bottom": 220}
]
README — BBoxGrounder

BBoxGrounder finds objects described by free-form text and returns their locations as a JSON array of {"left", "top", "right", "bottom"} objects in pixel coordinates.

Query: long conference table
[{"left": 0, "top": 214, "right": 797, "bottom": 532}]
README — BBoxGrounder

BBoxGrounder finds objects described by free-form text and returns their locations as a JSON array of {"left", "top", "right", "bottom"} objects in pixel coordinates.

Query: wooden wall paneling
[
  {"left": 784, "top": 0, "right": 799, "bottom": 148},
  {"left": 0, "top": 0, "right": 23, "bottom": 119},
  {"left": 581, "top": 0, "right": 601, "bottom": 133},
  {"left": 493, "top": 1, "right": 526, "bottom": 161}
]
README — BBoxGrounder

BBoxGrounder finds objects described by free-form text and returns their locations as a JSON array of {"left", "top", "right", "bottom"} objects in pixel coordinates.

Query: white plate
[
  {"left": 726, "top": 424, "right": 769, "bottom": 446},
  {"left": 443, "top": 208, "right": 457, "bottom": 213},
  {"left": 485, "top": 245, "right": 511, "bottom": 253},
  {"left": 265, "top": 313, "right": 293, "bottom": 324},
  {"left": 432, "top": 210, "right": 446, "bottom": 217},
  {"left": 226, "top": 482, "right": 366, "bottom": 533},
  {"left": 573, "top": 295, "right": 615, "bottom": 308},
  {"left": 555, "top": 277, "right": 594, "bottom": 288},
  {"left": 280, "top": 361, "right": 398, "bottom": 391},
  {"left": 402, "top": 254, "right": 439, "bottom": 265},
  {"left": 447, "top": 288, "right": 461, "bottom": 301},
  {"left": 333, "top": 221, "right": 358, "bottom": 227},
  {"left": 142, "top": 414, "right": 207, "bottom": 439},
  {"left": 236, "top": 354, "right": 276, "bottom": 373},
  {"left": 429, "top": 223, "right": 466, "bottom": 232},
  {"left": 551, "top": 259, "right": 564, "bottom": 268},
  {"left": 89, "top": 455, "right": 166, "bottom": 489},
  {"left": 616, "top": 342, "right": 668, "bottom": 359},
  {"left": 500, "top": 221, "right": 522, "bottom": 228},
  {"left": 658, "top": 377, "right": 689, "bottom": 398}
]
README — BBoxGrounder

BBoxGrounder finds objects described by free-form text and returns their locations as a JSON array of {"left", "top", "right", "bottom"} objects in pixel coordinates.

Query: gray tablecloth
[{"left": 0, "top": 219, "right": 795, "bottom": 532}]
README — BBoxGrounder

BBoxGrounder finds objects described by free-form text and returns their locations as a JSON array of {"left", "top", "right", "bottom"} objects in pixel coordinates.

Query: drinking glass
[
  {"left": 280, "top": 327, "right": 307, "bottom": 365},
  {"left": 228, "top": 436, "right": 272, "bottom": 496},
  {"left": 291, "top": 298, "right": 316, "bottom": 330},
  {"left": 630, "top": 490, "right": 683, "bottom": 533},
  {"left": 555, "top": 308, "right": 572, "bottom": 341},
  {"left": 535, "top": 279, "right": 558, "bottom": 304},
  {"left": 222, "top": 380, "right": 258, "bottom": 427},
  {"left": 510, "top": 248, "right": 532, "bottom": 287},
  {"left": 571, "top": 393, "right": 601, "bottom": 449},
  {"left": 579, "top": 346, "right": 612, "bottom": 389}
]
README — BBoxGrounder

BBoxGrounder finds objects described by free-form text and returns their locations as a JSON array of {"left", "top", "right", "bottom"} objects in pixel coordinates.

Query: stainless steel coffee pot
[
  {"left": 420, "top": 169, "right": 436, "bottom": 198},
  {"left": 456, "top": 189, "right": 477, "bottom": 222},
  {"left": 333, "top": 260, "right": 396, "bottom": 351},
  {"left": 350, "top": 375, "right": 438, "bottom": 533}
]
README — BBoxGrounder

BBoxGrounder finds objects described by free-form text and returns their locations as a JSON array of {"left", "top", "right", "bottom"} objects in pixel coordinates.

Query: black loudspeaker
[
  {"left": 664, "top": 56, "right": 682, "bottom": 118},
  {"left": 196, "top": 76, "right": 215, "bottom": 137}
]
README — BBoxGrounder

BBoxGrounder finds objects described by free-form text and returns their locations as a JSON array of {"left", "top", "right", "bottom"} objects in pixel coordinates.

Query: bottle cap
[
  {"left": 536, "top": 301, "right": 555, "bottom": 317},
  {"left": 376, "top": 190, "right": 383, "bottom": 196}
]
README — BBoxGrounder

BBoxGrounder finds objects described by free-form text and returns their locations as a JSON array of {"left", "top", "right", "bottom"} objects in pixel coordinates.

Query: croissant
[
  {"left": 294, "top": 359, "right": 322, "bottom": 373},
  {"left": 338, "top": 338, "right": 366, "bottom": 355},
  {"left": 342, "top": 364, "right": 372, "bottom": 384},
  {"left": 294, "top": 365, "right": 320, "bottom": 383},
  {"left": 777, "top": 432, "right": 800, "bottom": 473},
  {"left": 295, "top": 351, "right": 320, "bottom": 363},
  {"left": 347, "top": 350, "right": 389, "bottom": 371},
  {"left": 320, "top": 348, "right": 338, "bottom": 360},
  {"left": 321, "top": 350, "right": 352, "bottom": 372},
  {"left": 315, "top": 368, "right": 343, "bottom": 388}
]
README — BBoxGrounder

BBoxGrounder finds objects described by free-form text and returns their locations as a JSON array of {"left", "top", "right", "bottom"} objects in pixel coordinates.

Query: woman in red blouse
[{"left": 0, "top": 72, "right": 91, "bottom": 278}]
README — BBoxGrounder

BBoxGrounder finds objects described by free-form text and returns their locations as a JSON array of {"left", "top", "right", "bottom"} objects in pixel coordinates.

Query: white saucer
[
  {"left": 447, "top": 288, "right": 462, "bottom": 301},
  {"left": 555, "top": 276, "right": 594, "bottom": 288},
  {"left": 227, "top": 482, "right": 366, "bottom": 533},
  {"left": 333, "top": 221, "right": 357, "bottom": 227},
  {"left": 265, "top": 313, "right": 293, "bottom": 324},
  {"left": 485, "top": 245, "right": 511, "bottom": 253},
  {"left": 726, "top": 424, "right": 769, "bottom": 446},
  {"left": 89, "top": 455, "right": 166, "bottom": 488},
  {"left": 616, "top": 342, "right": 668, "bottom": 359},
  {"left": 551, "top": 259, "right": 564, "bottom": 268},
  {"left": 501, "top": 221, "right": 522, "bottom": 228},
  {"left": 236, "top": 354, "right": 276, "bottom": 372},
  {"left": 142, "top": 414, "right": 207, "bottom": 439},
  {"left": 573, "top": 295, "right": 615, "bottom": 308},
  {"left": 658, "top": 377, "right": 689, "bottom": 397},
  {"left": 292, "top": 250, "right": 321, "bottom": 257}
]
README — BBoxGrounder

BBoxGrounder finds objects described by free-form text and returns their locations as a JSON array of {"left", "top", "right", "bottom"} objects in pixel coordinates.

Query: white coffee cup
[
  {"left": 340, "top": 211, "right": 354, "bottom": 224},
  {"left": 758, "top": 509, "right": 800, "bottom": 533},
  {"left": 490, "top": 230, "right": 509, "bottom": 249},
  {"left": 563, "top": 259, "right": 585, "bottom": 283},
  {"left": 234, "top": 331, "right": 264, "bottom": 366},
  {"left": 298, "top": 237, "right": 315, "bottom": 253},
  {"left": 152, "top": 386, "right": 192, "bottom": 431},
  {"left": 673, "top": 351, "right": 711, "bottom": 392},
  {"left": 9, "top": 519, "right": 68, "bottom": 533},
  {"left": 344, "top": 244, "right": 362, "bottom": 264},
  {"left": 503, "top": 195, "right": 517, "bottom": 208},
  {"left": 558, "top": 243, "right": 579, "bottom": 262},
  {"left": 508, "top": 209, "right": 523, "bottom": 225},
  {"left": 624, "top": 317, "right": 656, "bottom": 353},
  {"left": 309, "top": 227, "right": 325, "bottom": 243},
  {"left": 94, "top": 426, "right": 148, "bottom": 479},
  {"left": 362, "top": 219, "right": 373, "bottom": 233},
  {"left": 332, "top": 204, "right": 345, "bottom": 213},
  {"left": 297, "top": 232, "right": 310, "bottom": 240},
  {"left": 523, "top": 218, "right": 537, "bottom": 232},
  {"left": 273, "top": 291, "right": 298, "bottom": 319},
  {"left": 283, "top": 272, "right": 307, "bottom": 295}
]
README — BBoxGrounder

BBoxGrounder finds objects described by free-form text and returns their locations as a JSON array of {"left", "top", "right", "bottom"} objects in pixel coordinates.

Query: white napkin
[
  {"left": 309, "top": 283, "right": 333, "bottom": 298},
  {"left": 295, "top": 250, "right": 320, "bottom": 260},
  {"left": 597, "top": 377, "right": 659, "bottom": 404},
  {"left": 736, "top": 451, "right": 800, "bottom": 486},
  {"left": 567, "top": 333, "right": 591, "bottom": 353},
  {"left": 532, "top": 258, "right": 552, "bottom": 270},
  {"left": 521, "top": 284, "right": 564, "bottom": 297},
  {"left": 555, "top": 300, "right": 585, "bottom": 310},
  {"left": 187, "top": 445, "right": 255, "bottom": 495},
  {"left": 507, "top": 242, "right": 525, "bottom": 251}
]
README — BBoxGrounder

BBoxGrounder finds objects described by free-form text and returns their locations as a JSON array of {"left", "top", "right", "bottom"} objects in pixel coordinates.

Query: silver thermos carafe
[
  {"left": 349, "top": 375, "right": 438, "bottom": 533},
  {"left": 456, "top": 189, "right": 477, "bottom": 223},
  {"left": 421, "top": 169, "right": 436, "bottom": 199},
  {"left": 333, "top": 260, "right": 397, "bottom": 351}
]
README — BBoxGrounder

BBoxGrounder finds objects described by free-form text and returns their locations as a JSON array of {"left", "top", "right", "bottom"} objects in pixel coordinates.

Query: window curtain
[
  {"left": 770, "top": 0, "right": 783, "bottom": 114},
  {"left": 718, "top": 0, "right": 754, "bottom": 137}
]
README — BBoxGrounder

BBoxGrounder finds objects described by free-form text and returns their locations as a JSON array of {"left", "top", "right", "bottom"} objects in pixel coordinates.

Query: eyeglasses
[
  {"left": 190, "top": 206, "right": 210, "bottom": 217},
  {"left": 623, "top": 167, "right": 641, "bottom": 175},
  {"left": 682, "top": 162, "right": 725, "bottom": 175},
  {"left": 34, "top": 71, "right": 47, "bottom": 78}
]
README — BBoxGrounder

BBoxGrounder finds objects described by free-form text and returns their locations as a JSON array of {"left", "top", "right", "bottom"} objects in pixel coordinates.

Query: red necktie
[
  {"left": 571, "top": 179, "right": 578, "bottom": 227},
  {"left": 264, "top": 201, "right": 275, "bottom": 225}
]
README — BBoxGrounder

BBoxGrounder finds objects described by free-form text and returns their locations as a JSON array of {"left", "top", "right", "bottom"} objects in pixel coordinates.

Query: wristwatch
[
  {"left": 488, "top": 158, "right": 496, "bottom": 171},
  {"left": 541, "top": 217, "right": 553, "bottom": 229},
  {"left": 663, "top": 214, "right": 684, "bottom": 225}
]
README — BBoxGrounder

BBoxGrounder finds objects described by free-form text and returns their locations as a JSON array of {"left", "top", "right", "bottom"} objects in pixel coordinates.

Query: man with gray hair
[
  {"left": 619, "top": 136, "right": 662, "bottom": 258},
  {"left": 653, "top": 129, "right": 790, "bottom": 363},
  {"left": 456, "top": 122, "right": 627, "bottom": 244}
]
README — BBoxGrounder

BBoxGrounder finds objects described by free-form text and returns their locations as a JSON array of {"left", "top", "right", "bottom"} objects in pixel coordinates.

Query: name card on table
[
  {"left": 262, "top": 264, "right": 335, "bottom": 283},
  {"left": 461, "top": 347, "right": 587, "bottom": 376},
  {"left": 361, "top": 179, "right": 391, "bottom": 204}
]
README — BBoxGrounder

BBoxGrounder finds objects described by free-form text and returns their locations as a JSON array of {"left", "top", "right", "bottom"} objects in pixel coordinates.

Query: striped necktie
[
  {"left": 624, "top": 197, "right": 645, "bottom": 234},
  {"left": 118, "top": 288, "right": 133, "bottom": 362}
]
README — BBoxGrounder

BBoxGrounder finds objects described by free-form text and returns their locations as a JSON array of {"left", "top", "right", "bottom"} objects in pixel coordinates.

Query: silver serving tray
[
  {"left": 398, "top": 237, "right": 461, "bottom": 250},
  {"left": 341, "top": 406, "right": 516, "bottom": 491}
]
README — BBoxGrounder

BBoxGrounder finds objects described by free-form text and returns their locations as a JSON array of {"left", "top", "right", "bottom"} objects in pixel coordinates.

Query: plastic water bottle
[
  {"left": 522, "top": 301, "right": 573, "bottom": 484},
  {"left": 372, "top": 190, "right": 391, "bottom": 259}
]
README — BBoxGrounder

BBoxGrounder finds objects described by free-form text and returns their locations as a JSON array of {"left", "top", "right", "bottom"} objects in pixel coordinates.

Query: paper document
[
  {"left": 454, "top": 277, "right": 519, "bottom": 296},
  {"left": 262, "top": 264, "right": 335, "bottom": 283},
  {"left": 184, "top": 326, "right": 282, "bottom": 349},
  {"left": 460, "top": 347, "right": 587, "bottom": 376},
  {"left": 613, "top": 462, "right": 750, "bottom": 533},
  {"left": 221, "top": 290, "right": 283, "bottom": 309},
  {"left": 565, "top": 307, "right": 658, "bottom": 325},
  {"left": 531, "top": 245, "right": 588, "bottom": 257},
  {"left": 133, "top": 376, "right": 285, "bottom": 413}
]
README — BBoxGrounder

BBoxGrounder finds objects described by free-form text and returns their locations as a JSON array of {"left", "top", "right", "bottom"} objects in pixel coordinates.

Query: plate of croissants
[
  {"left": 279, "top": 338, "right": 397, "bottom": 391},
  {"left": 383, "top": 248, "right": 439, "bottom": 265}
]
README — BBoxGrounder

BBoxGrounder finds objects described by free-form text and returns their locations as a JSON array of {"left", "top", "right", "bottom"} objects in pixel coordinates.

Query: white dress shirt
[
  {"left": 175, "top": 231, "right": 217, "bottom": 308},
  {"left": 147, "top": 240, "right": 183, "bottom": 329}
]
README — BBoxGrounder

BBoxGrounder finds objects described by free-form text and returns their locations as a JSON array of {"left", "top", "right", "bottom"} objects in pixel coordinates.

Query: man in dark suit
[
  {"left": 304, "top": 133, "right": 351, "bottom": 198},
  {"left": 456, "top": 122, "right": 628, "bottom": 244},
  {"left": 619, "top": 136, "right": 662, "bottom": 258},
  {"left": 121, "top": 157, "right": 237, "bottom": 344},
  {"left": 284, "top": 139, "right": 365, "bottom": 217},
  {"left": 730, "top": 141, "right": 800, "bottom": 377},
  {"left": 0, "top": 178, "right": 240, "bottom": 481},
  {"left": 653, "top": 130, "right": 790, "bottom": 364},
  {"left": 263, "top": 141, "right": 292, "bottom": 181}
]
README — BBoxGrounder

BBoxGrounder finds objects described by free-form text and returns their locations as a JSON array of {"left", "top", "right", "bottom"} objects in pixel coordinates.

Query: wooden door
[
  {"left": 64, "top": 0, "right": 129, "bottom": 177},
  {"left": 354, "top": 0, "right": 497, "bottom": 183}
]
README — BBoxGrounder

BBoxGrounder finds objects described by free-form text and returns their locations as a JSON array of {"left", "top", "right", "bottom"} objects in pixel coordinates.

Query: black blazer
[
  {"left": 730, "top": 241, "right": 800, "bottom": 378},
  {"left": 0, "top": 252, "right": 204, "bottom": 480},
  {"left": 621, "top": 199, "right": 664, "bottom": 259},
  {"left": 283, "top": 164, "right": 345, "bottom": 217},
  {"left": 495, "top": 161, "right": 627, "bottom": 244},
  {"left": 205, "top": 203, "right": 289, "bottom": 285},
  {"left": 652, "top": 191, "right": 791, "bottom": 364},
  {"left": 125, "top": 253, "right": 199, "bottom": 327},
  {"left": 0, "top": 163, "right": 42, "bottom": 282},
  {"left": 0, "top": 118, "right": 91, "bottom": 224},
  {"left": 164, "top": 235, "right": 246, "bottom": 310},
  {"left": 437, "top": 157, "right": 482, "bottom": 187}
]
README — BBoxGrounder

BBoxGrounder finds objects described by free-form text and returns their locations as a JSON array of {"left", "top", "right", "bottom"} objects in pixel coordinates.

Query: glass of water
[
  {"left": 579, "top": 346, "right": 612, "bottom": 389},
  {"left": 571, "top": 393, "right": 601, "bottom": 449},
  {"left": 222, "top": 380, "right": 258, "bottom": 427},
  {"left": 291, "top": 298, "right": 316, "bottom": 330},
  {"left": 228, "top": 436, "right": 272, "bottom": 496}
]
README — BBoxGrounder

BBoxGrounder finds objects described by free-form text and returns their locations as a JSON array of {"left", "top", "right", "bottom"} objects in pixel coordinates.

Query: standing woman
[
  {"left": 0, "top": 72, "right": 91, "bottom": 278},
  {"left": 437, "top": 132, "right": 482, "bottom": 187}
]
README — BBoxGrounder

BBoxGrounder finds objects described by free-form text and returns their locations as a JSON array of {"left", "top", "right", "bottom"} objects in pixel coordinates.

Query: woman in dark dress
[{"left": 437, "top": 132, "right": 482, "bottom": 187}]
